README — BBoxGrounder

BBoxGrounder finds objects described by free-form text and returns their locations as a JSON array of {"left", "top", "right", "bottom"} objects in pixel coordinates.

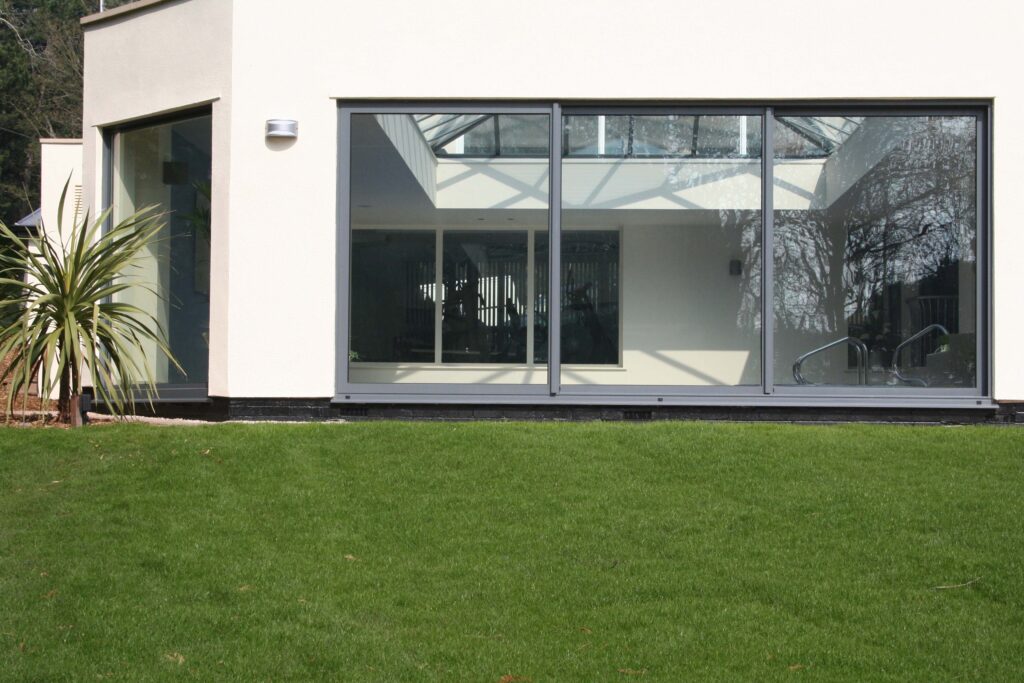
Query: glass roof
[
  {"left": 412, "top": 113, "right": 864, "bottom": 159},
  {"left": 413, "top": 114, "right": 493, "bottom": 150},
  {"left": 776, "top": 116, "right": 864, "bottom": 155}
]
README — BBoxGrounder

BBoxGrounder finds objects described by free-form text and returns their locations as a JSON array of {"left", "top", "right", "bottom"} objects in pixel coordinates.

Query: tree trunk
[
  {"left": 57, "top": 359, "right": 83, "bottom": 427},
  {"left": 69, "top": 394, "right": 82, "bottom": 428},
  {"left": 69, "top": 356, "right": 82, "bottom": 428},
  {"left": 57, "top": 362, "right": 71, "bottom": 424}
]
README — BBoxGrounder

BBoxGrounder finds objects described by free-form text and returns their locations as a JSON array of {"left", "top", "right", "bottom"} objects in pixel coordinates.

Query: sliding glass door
[
  {"left": 345, "top": 109, "right": 550, "bottom": 387},
  {"left": 338, "top": 103, "right": 987, "bottom": 402},
  {"left": 771, "top": 114, "right": 980, "bottom": 392},
  {"left": 559, "top": 110, "right": 763, "bottom": 389}
]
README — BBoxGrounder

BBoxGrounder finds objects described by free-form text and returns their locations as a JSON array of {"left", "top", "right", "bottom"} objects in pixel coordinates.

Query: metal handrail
[
  {"left": 793, "top": 336, "right": 869, "bottom": 385},
  {"left": 892, "top": 324, "right": 950, "bottom": 387}
]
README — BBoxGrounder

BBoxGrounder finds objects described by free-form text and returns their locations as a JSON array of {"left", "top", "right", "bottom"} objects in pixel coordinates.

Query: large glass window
[
  {"left": 348, "top": 112, "right": 549, "bottom": 385},
  {"left": 112, "top": 112, "right": 212, "bottom": 388},
  {"left": 560, "top": 112, "right": 763, "bottom": 387},
  {"left": 772, "top": 115, "right": 978, "bottom": 389},
  {"left": 341, "top": 105, "right": 986, "bottom": 399}
]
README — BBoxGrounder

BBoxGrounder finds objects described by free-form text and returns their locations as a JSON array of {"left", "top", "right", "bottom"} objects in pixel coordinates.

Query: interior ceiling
[{"left": 351, "top": 114, "right": 434, "bottom": 214}]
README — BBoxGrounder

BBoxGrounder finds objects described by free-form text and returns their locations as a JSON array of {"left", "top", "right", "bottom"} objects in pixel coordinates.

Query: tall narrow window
[
  {"left": 112, "top": 112, "right": 212, "bottom": 388},
  {"left": 560, "top": 112, "right": 763, "bottom": 387},
  {"left": 772, "top": 115, "right": 978, "bottom": 389},
  {"left": 348, "top": 112, "right": 550, "bottom": 385}
]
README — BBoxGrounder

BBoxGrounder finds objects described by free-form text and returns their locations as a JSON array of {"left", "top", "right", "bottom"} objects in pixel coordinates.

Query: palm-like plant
[{"left": 0, "top": 183, "right": 181, "bottom": 426}]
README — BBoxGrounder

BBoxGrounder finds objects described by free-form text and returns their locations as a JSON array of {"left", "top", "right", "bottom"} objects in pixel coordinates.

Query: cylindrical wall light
[{"left": 266, "top": 119, "right": 298, "bottom": 139}]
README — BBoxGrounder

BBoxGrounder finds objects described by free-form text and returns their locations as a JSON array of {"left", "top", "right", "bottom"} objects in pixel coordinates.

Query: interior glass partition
[
  {"left": 347, "top": 111, "right": 550, "bottom": 385},
  {"left": 560, "top": 112, "right": 763, "bottom": 387},
  {"left": 111, "top": 111, "right": 212, "bottom": 391},
  {"left": 772, "top": 115, "right": 978, "bottom": 389}
]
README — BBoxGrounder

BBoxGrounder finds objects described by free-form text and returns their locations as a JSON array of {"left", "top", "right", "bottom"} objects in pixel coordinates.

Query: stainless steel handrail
[
  {"left": 792, "top": 336, "right": 869, "bottom": 385},
  {"left": 892, "top": 323, "right": 950, "bottom": 387}
]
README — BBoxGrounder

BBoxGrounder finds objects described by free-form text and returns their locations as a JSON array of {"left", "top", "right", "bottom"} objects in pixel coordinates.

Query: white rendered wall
[
  {"left": 38, "top": 141, "right": 85, "bottom": 399},
  {"left": 40, "top": 140, "right": 83, "bottom": 233},
  {"left": 83, "top": 0, "right": 1024, "bottom": 401}
]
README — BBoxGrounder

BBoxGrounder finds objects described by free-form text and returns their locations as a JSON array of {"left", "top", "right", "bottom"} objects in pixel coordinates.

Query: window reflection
[{"left": 773, "top": 116, "right": 977, "bottom": 388}]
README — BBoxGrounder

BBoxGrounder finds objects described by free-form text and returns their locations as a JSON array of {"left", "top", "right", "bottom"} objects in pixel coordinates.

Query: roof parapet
[{"left": 81, "top": 0, "right": 185, "bottom": 28}]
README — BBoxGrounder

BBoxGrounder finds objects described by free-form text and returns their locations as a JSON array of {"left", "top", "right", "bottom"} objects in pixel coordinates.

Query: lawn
[{"left": 1, "top": 421, "right": 1023, "bottom": 681}]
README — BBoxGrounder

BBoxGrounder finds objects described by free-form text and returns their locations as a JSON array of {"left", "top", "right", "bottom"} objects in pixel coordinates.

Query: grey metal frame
[
  {"left": 768, "top": 104, "right": 989, "bottom": 402},
  {"left": 100, "top": 106, "right": 214, "bottom": 403},
  {"left": 548, "top": 104, "right": 562, "bottom": 397},
  {"left": 762, "top": 107, "right": 775, "bottom": 395},
  {"left": 334, "top": 101, "right": 993, "bottom": 409}
]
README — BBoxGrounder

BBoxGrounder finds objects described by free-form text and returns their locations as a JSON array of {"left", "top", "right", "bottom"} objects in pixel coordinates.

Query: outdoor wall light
[{"left": 266, "top": 119, "right": 298, "bottom": 139}]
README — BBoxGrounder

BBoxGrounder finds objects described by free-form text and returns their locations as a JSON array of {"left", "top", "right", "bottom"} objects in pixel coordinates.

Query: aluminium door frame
[
  {"left": 335, "top": 102, "right": 559, "bottom": 398},
  {"left": 100, "top": 105, "right": 214, "bottom": 404},
  {"left": 335, "top": 100, "right": 993, "bottom": 407},
  {"left": 767, "top": 104, "right": 990, "bottom": 400}
]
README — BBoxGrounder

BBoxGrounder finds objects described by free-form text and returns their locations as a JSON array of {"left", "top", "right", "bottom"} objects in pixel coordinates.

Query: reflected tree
[{"left": 773, "top": 116, "right": 977, "bottom": 386}]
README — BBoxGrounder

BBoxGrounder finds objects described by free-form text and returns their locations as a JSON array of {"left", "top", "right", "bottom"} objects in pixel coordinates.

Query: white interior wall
[
  {"left": 82, "top": 0, "right": 1023, "bottom": 400},
  {"left": 563, "top": 221, "right": 761, "bottom": 387}
]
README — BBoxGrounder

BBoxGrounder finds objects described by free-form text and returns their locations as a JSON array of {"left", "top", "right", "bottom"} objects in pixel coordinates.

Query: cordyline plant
[{"left": 0, "top": 183, "right": 181, "bottom": 426}]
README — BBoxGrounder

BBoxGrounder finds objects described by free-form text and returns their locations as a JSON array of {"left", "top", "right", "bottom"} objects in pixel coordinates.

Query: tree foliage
[
  {"left": 0, "top": 0, "right": 131, "bottom": 225},
  {"left": 0, "top": 182, "right": 180, "bottom": 424}
]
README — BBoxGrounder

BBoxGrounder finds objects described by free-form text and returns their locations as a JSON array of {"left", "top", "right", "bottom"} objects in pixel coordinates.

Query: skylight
[
  {"left": 775, "top": 116, "right": 865, "bottom": 156},
  {"left": 412, "top": 113, "right": 865, "bottom": 159}
]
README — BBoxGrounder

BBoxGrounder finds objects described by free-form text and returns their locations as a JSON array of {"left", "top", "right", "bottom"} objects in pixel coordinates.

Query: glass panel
[
  {"left": 348, "top": 112, "right": 549, "bottom": 385},
  {"left": 442, "top": 231, "right": 529, "bottom": 363},
  {"left": 497, "top": 115, "right": 550, "bottom": 156},
  {"left": 112, "top": 113, "right": 212, "bottom": 386},
  {"left": 562, "top": 231, "right": 620, "bottom": 364},
  {"left": 561, "top": 112, "right": 763, "bottom": 387},
  {"left": 350, "top": 231, "right": 435, "bottom": 363},
  {"left": 772, "top": 115, "right": 978, "bottom": 389},
  {"left": 564, "top": 114, "right": 761, "bottom": 158},
  {"left": 535, "top": 231, "right": 620, "bottom": 364},
  {"left": 459, "top": 117, "right": 497, "bottom": 156},
  {"left": 434, "top": 115, "right": 551, "bottom": 157},
  {"left": 416, "top": 114, "right": 490, "bottom": 150}
]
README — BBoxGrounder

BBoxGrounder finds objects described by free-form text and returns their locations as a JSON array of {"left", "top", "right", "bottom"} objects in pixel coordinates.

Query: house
[{"left": 68, "top": 0, "right": 1022, "bottom": 421}]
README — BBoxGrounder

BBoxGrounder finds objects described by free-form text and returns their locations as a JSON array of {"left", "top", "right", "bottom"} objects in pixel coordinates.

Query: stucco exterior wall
[
  {"left": 82, "top": 0, "right": 1024, "bottom": 401},
  {"left": 40, "top": 140, "right": 83, "bottom": 233}
]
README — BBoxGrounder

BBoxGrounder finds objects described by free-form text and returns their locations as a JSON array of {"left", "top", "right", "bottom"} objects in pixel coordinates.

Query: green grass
[{"left": 1, "top": 421, "right": 1023, "bottom": 681}]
